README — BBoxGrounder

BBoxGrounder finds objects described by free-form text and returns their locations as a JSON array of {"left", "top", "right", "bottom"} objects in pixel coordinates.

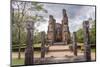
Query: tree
[
  {"left": 90, "top": 20, "right": 96, "bottom": 44},
  {"left": 11, "top": 1, "right": 48, "bottom": 59},
  {"left": 34, "top": 30, "right": 41, "bottom": 44},
  {"left": 76, "top": 28, "right": 84, "bottom": 43},
  {"left": 76, "top": 19, "right": 96, "bottom": 44}
]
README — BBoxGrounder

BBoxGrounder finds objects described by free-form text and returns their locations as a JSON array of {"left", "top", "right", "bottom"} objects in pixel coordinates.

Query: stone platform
[
  {"left": 49, "top": 45, "right": 70, "bottom": 52},
  {"left": 34, "top": 55, "right": 89, "bottom": 64},
  {"left": 53, "top": 42, "right": 65, "bottom": 45}
]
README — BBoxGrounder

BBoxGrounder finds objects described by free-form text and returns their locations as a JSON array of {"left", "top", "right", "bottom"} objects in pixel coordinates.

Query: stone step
[
  {"left": 49, "top": 45, "right": 70, "bottom": 51},
  {"left": 53, "top": 42, "right": 65, "bottom": 45},
  {"left": 49, "top": 49, "right": 70, "bottom": 52},
  {"left": 46, "top": 51, "right": 74, "bottom": 58}
]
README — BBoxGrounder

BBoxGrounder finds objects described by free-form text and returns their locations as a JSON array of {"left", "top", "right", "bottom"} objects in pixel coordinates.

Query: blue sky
[{"left": 34, "top": 3, "right": 95, "bottom": 33}]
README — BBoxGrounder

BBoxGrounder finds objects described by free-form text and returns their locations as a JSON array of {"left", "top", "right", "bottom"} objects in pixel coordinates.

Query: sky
[{"left": 33, "top": 3, "right": 95, "bottom": 33}]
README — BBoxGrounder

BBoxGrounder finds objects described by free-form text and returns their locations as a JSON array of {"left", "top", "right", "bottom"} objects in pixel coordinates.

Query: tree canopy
[
  {"left": 12, "top": 1, "right": 48, "bottom": 45},
  {"left": 76, "top": 19, "right": 96, "bottom": 44}
]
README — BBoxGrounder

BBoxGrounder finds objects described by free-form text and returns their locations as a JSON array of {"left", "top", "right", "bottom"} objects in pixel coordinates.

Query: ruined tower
[
  {"left": 47, "top": 15, "right": 56, "bottom": 44},
  {"left": 62, "top": 9, "right": 70, "bottom": 44},
  {"left": 47, "top": 9, "right": 71, "bottom": 45}
]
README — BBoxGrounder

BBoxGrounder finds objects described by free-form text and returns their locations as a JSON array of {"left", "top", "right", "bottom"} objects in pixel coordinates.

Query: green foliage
[
  {"left": 76, "top": 20, "right": 96, "bottom": 44},
  {"left": 12, "top": 1, "right": 48, "bottom": 46},
  {"left": 12, "top": 58, "right": 24, "bottom": 65},
  {"left": 34, "top": 31, "right": 41, "bottom": 44},
  {"left": 76, "top": 29, "right": 84, "bottom": 43},
  {"left": 90, "top": 20, "right": 96, "bottom": 44}
]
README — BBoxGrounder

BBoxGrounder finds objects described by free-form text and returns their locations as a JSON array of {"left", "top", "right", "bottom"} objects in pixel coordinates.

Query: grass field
[
  {"left": 91, "top": 48, "right": 96, "bottom": 52},
  {"left": 12, "top": 51, "right": 41, "bottom": 66},
  {"left": 12, "top": 58, "right": 24, "bottom": 66}
]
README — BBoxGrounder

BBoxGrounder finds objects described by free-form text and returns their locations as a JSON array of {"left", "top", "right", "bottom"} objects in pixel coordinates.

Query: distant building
[{"left": 47, "top": 9, "right": 71, "bottom": 45}]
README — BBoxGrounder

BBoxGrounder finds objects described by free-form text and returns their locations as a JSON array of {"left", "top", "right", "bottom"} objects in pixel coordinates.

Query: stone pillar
[
  {"left": 40, "top": 31, "right": 46, "bottom": 64},
  {"left": 41, "top": 31, "right": 45, "bottom": 58},
  {"left": 25, "top": 19, "right": 34, "bottom": 65},
  {"left": 72, "top": 32, "right": 77, "bottom": 56},
  {"left": 83, "top": 21, "right": 91, "bottom": 61}
]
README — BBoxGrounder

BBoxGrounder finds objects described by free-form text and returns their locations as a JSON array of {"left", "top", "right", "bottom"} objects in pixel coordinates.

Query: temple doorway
[{"left": 55, "top": 23, "right": 62, "bottom": 42}]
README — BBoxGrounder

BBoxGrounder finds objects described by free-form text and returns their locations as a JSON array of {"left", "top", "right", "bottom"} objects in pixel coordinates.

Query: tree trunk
[{"left": 18, "top": 27, "right": 21, "bottom": 59}]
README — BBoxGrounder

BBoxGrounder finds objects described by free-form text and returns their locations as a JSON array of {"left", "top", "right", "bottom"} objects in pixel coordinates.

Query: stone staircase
[
  {"left": 46, "top": 42, "right": 73, "bottom": 58},
  {"left": 49, "top": 45, "right": 70, "bottom": 52},
  {"left": 53, "top": 42, "right": 65, "bottom": 45},
  {"left": 48, "top": 42, "right": 70, "bottom": 51}
]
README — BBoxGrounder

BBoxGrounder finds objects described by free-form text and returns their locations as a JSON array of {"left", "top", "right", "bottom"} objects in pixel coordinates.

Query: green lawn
[
  {"left": 91, "top": 48, "right": 96, "bottom": 52},
  {"left": 12, "top": 51, "right": 41, "bottom": 66},
  {"left": 34, "top": 43, "right": 41, "bottom": 48},
  {"left": 12, "top": 58, "right": 24, "bottom": 66},
  {"left": 12, "top": 43, "right": 41, "bottom": 50}
]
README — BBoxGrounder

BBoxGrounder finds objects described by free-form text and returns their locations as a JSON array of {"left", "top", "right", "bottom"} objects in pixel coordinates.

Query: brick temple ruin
[{"left": 47, "top": 9, "right": 71, "bottom": 45}]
